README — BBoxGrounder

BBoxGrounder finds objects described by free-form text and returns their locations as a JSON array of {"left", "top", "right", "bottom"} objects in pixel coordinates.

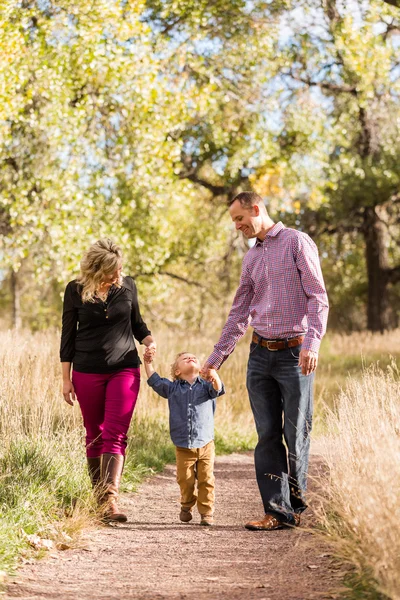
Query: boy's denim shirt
[{"left": 147, "top": 372, "right": 225, "bottom": 448}]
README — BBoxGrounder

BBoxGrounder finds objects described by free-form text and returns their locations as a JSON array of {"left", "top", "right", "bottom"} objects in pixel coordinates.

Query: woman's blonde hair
[
  {"left": 77, "top": 239, "right": 123, "bottom": 303},
  {"left": 170, "top": 352, "right": 190, "bottom": 381}
]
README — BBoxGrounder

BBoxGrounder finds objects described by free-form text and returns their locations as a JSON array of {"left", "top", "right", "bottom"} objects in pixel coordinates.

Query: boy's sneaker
[
  {"left": 179, "top": 508, "right": 193, "bottom": 523},
  {"left": 200, "top": 515, "right": 214, "bottom": 526}
]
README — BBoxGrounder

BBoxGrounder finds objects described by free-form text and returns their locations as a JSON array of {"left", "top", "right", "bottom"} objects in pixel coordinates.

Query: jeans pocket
[
  {"left": 289, "top": 344, "right": 302, "bottom": 360},
  {"left": 249, "top": 341, "right": 258, "bottom": 355}
]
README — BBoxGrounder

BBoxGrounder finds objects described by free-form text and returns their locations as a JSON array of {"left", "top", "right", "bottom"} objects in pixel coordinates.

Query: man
[{"left": 202, "top": 192, "right": 329, "bottom": 530}]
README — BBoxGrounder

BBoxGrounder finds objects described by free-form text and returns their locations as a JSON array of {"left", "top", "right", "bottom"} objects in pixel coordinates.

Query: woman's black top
[{"left": 60, "top": 276, "right": 151, "bottom": 373}]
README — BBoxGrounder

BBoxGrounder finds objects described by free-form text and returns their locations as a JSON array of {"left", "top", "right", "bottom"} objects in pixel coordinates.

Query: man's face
[{"left": 229, "top": 200, "right": 261, "bottom": 238}]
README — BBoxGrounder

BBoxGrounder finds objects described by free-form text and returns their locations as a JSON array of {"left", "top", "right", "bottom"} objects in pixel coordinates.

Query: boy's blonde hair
[
  {"left": 77, "top": 238, "right": 123, "bottom": 302},
  {"left": 170, "top": 352, "right": 190, "bottom": 381}
]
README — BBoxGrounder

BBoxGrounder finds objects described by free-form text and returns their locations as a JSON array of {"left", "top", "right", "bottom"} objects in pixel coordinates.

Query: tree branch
[
  {"left": 285, "top": 72, "right": 357, "bottom": 95},
  {"left": 381, "top": 0, "right": 400, "bottom": 8},
  {"left": 387, "top": 265, "right": 400, "bottom": 284},
  {"left": 158, "top": 271, "right": 219, "bottom": 300},
  {"left": 179, "top": 171, "right": 228, "bottom": 196}
]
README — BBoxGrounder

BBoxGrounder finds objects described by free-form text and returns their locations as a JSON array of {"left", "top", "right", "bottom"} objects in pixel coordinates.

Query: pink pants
[{"left": 72, "top": 368, "right": 140, "bottom": 458}]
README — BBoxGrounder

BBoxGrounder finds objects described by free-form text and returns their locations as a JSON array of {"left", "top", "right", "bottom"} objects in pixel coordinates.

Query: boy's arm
[
  {"left": 146, "top": 364, "right": 173, "bottom": 399},
  {"left": 209, "top": 369, "right": 223, "bottom": 392},
  {"left": 144, "top": 361, "right": 155, "bottom": 379},
  {"left": 204, "top": 369, "right": 225, "bottom": 398}
]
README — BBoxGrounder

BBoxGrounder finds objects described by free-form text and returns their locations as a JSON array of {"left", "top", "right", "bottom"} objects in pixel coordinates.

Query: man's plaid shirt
[{"left": 207, "top": 222, "right": 329, "bottom": 369}]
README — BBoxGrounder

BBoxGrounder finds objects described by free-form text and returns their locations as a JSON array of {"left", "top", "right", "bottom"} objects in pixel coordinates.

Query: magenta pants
[{"left": 72, "top": 368, "right": 140, "bottom": 458}]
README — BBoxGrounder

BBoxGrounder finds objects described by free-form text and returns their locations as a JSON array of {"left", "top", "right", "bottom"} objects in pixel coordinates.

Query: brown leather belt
[{"left": 252, "top": 332, "right": 304, "bottom": 351}]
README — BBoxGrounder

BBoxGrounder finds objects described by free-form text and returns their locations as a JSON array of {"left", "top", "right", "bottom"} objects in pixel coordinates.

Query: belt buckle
[{"left": 266, "top": 341, "right": 278, "bottom": 351}]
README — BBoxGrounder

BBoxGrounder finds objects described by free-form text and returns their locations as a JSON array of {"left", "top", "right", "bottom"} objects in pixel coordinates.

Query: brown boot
[
  {"left": 100, "top": 453, "right": 127, "bottom": 523},
  {"left": 87, "top": 457, "right": 101, "bottom": 488},
  {"left": 179, "top": 507, "right": 193, "bottom": 523}
]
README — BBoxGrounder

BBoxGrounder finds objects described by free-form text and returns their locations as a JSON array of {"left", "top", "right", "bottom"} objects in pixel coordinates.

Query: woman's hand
[
  {"left": 63, "top": 380, "right": 76, "bottom": 406},
  {"left": 143, "top": 339, "right": 157, "bottom": 363}
]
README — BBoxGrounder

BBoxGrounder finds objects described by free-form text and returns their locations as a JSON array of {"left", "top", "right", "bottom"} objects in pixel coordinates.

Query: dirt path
[{"left": 7, "top": 451, "right": 345, "bottom": 600}]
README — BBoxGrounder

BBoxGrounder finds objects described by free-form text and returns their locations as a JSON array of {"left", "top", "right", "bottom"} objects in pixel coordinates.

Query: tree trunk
[
  {"left": 10, "top": 269, "right": 22, "bottom": 330},
  {"left": 363, "top": 207, "right": 396, "bottom": 332}
]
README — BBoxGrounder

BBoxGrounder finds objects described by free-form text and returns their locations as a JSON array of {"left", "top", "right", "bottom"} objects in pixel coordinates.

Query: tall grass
[
  {"left": 0, "top": 328, "right": 255, "bottom": 575},
  {"left": 1, "top": 327, "right": 400, "bottom": 583},
  {"left": 317, "top": 362, "right": 400, "bottom": 599}
]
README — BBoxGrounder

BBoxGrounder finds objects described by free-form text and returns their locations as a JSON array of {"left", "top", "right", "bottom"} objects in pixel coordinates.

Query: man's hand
[
  {"left": 144, "top": 341, "right": 157, "bottom": 363},
  {"left": 298, "top": 349, "right": 318, "bottom": 376},
  {"left": 200, "top": 364, "right": 211, "bottom": 379},
  {"left": 63, "top": 380, "right": 76, "bottom": 406}
]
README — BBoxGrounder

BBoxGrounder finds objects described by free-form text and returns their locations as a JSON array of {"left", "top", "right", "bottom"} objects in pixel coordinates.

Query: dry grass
[
  {"left": 316, "top": 362, "right": 400, "bottom": 599},
  {"left": 1, "top": 327, "right": 400, "bottom": 593}
]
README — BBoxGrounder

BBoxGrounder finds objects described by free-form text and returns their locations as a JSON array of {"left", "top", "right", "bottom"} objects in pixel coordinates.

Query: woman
[{"left": 60, "top": 239, "right": 156, "bottom": 522}]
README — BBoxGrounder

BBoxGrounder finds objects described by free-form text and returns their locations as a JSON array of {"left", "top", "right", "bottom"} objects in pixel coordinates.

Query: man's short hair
[{"left": 228, "top": 191, "right": 264, "bottom": 209}]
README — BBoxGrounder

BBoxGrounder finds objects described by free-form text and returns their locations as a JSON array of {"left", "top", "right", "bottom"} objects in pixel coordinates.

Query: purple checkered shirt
[{"left": 206, "top": 222, "right": 329, "bottom": 369}]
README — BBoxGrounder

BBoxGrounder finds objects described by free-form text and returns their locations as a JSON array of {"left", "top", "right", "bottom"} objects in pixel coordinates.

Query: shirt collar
[
  {"left": 255, "top": 221, "right": 285, "bottom": 246},
  {"left": 178, "top": 376, "right": 202, "bottom": 385}
]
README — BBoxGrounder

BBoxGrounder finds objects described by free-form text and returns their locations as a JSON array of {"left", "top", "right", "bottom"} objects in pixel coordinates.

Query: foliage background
[{"left": 1, "top": 0, "right": 399, "bottom": 332}]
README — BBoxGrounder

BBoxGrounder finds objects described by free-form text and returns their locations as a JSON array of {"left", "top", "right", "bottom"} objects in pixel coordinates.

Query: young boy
[{"left": 145, "top": 352, "right": 225, "bottom": 526}]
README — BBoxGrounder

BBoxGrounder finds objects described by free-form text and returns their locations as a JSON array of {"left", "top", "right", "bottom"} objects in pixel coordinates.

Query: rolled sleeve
[
  {"left": 60, "top": 282, "right": 78, "bottom": 362},
  {"left": 206, "top": 261, "right": 253, "bottom": 369},
  {"left": 127, "top": 277, "right": 151, "bottom": 342},
  {"left": 296, "top": 234, "right": 329, "bottom": 353}
]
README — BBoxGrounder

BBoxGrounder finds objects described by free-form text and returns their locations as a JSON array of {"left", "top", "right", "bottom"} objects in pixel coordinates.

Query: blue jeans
[{"left": 246, "top": 340, "right": 314, "bottom": 524}]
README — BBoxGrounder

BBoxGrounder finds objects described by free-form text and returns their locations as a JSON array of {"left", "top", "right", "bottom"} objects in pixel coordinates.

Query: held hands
[
  {"left": 144, "top": 341, "right": 157, "bottom": 363},
  {"left": 63, "top": 380, "right": 76, "bottom": 406},
  {"left": 298, "top": 349, "right": 318, "bottom": 376},
  {"left": 200, "top": 365, "right": 221, "bottom": 391},
  {"left": 200, "top": 364, "right": 211, "bottom": 380},
  {"left": 206, "top": 368, "right": 219, "bottom": 387}
]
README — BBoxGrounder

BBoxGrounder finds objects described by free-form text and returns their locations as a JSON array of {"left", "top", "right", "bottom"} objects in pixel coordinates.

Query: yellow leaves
[
  {"left": 293, "top": 200, "right": 301, "bottom": 212},
  {"left": 250, "top": 167, "right": 285, "bottom": 199}
]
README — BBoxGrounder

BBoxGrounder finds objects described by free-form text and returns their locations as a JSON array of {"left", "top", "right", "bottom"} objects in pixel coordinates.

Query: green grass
[
  {"left": 0, "top": 435, "right": 92, "bottom": 575},
  {"left": 341, "top": 568, "right": 389, "bottom": 600},
  {"left": 122, "top": 419, "right": 176, "bottom": 491},
  {"left": 214, "top": 429, "right": 257, "bottom": 454}
]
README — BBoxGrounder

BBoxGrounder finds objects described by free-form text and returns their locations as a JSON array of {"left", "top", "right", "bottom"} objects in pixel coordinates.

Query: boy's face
[{"left": 175, "top": 353, "right": 200, "bottom": 378}]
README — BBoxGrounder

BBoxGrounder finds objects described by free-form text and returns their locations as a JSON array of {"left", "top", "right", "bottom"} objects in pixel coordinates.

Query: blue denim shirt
[{"left": 147, "top": 372, "right": 225, "bottom": 448}]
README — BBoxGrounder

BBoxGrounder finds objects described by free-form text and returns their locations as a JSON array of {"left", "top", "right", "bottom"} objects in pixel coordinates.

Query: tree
[
  {"left": 271, "top": 0, "right": 400, "bottom": 331},
  {"left": 0, "top": 0, "right": 282, "bottom": 329}
]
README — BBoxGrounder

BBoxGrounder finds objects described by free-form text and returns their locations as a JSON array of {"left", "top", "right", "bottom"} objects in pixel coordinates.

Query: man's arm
[
  {"left": 204, "top": 260, "right": 254, "bottom": 370},
  {"left": 295, "top": 233, "right": 329, "bottom": 374}
]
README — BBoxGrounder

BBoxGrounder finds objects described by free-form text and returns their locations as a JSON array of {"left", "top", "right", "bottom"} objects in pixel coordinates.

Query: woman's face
[{"left": 101, "top": 262, "right": 122, "bottom": 287}]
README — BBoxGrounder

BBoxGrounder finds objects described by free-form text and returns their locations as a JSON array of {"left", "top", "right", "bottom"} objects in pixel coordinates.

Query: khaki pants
[{"left": 175, "top": 440, "right": 215, "bottom": 517}]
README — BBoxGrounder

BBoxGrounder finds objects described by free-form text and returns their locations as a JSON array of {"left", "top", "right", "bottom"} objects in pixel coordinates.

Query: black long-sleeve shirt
[{"left": 60, "top": 276, "right": 151, "bottom": 373}]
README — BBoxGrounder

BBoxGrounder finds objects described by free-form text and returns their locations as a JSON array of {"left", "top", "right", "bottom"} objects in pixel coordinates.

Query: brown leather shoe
[
  {"left": 245, "top": 513, "right": 301, "bottom": 530},
  {"left": 100, "top": 453, "right": 127, "bottom": 523},
  {"left": 245, "top": 514, "right": 285, "bottom": 530},
  {"left": 179, "top": 508, "right": 193, "bottom": 523}
]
